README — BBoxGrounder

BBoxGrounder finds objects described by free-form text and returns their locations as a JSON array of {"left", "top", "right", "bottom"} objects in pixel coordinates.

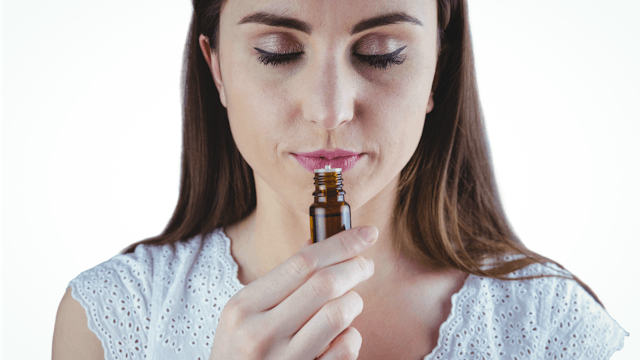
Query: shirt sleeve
[
  {"left": 68, "top": 246, "right": 154, "bottom": 360},
  {"left": 540, "top": 276, "right": 629, "bottom": 360}
]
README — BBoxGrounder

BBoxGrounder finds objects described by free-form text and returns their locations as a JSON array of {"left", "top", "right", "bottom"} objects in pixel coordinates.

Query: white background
[{"left": 3, "top": 0, "right": 638, "bottom": 358}]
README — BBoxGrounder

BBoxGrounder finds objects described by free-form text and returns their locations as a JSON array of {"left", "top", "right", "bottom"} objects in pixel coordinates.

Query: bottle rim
[{"left": 314, "top": 165, "right": 342, "bottom": 173}]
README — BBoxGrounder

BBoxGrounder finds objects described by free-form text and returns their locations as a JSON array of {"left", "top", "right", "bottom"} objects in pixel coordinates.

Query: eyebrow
[{"left": 237, "top": 11, "right": 423, "bottom": 36}]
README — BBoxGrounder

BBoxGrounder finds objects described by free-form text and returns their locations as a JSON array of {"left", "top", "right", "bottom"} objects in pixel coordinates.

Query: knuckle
[
  {"left": 242, "top": 333, "right": 269, "bottom": 358},
  {"left": 310, "top": 270, "right": 339, "bottom": 297},
  {"left": 347, "top": 291, "right": 364, "bottom": 314},
  {"left": 336, "top": 344, "right": 358, "bottom": 360},
  {"left": 353, "top": 255, "right": 372, "bottom": 277},
  {"left": 224, "top": 316, "right": 273, "bottom": 357},
  {"left": 350, "top": 327, "right": 363, "bottom": 345},
  {"left": 287, "top": 251, "right": 318, "bottom": 278},
  {"left": 222, "top": 298, "right": 248, "bottom": 326},
  {"left": 337, "top": 327, "right": 362, "bottom": 360},
  {"left": 324, "top": 303, "right": 349, "bottom": 333},
  {"left": 336, "top": 232, "right": 354, "bottom": 256}
]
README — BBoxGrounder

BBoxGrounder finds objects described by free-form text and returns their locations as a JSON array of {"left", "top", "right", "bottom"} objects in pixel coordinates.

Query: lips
[
  {"left": 297, "top": 149, "right": 360, "bottom": 159},
  {"left": 294, "top": 149, "right": 363, "bottom": 172}
]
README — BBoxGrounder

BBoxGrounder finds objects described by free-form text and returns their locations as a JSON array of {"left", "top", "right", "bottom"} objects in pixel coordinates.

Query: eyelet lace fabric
[
  {"left": 69, "top": 229, "right": 245, "bottom": 360},
  {"left": 68, "top": 229, "right": 628, "bottom": 360},
  {"left": 423, "top": 256, "right": 629, "bottom": 360}
]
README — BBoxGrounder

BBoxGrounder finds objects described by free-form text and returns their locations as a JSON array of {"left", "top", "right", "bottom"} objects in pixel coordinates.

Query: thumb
[{"left": 302, "top": 238, "right": 313, "bottom": 248}]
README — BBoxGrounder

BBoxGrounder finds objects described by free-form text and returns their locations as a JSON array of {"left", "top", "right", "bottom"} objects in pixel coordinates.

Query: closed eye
[
  {"left": 255, "top": 46, "right": 407, "bottom": 70},
  {"left": 353, "top": 46, "right": 407, "bottom": 70}
]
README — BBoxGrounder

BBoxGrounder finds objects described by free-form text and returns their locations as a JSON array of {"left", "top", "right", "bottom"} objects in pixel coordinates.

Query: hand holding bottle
[{"left": 208, "top": 225, "right": 378, "bottom": 360}]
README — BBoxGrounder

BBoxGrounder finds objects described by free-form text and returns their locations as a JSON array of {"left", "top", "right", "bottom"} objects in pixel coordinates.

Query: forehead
[{"left": 222, "top": 0, "right": 435, "bottom": 35}]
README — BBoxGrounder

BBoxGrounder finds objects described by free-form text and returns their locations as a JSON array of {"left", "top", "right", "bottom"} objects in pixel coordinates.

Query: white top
[{"left": 68, "top": 228, "right": 629, "bottom": 360}]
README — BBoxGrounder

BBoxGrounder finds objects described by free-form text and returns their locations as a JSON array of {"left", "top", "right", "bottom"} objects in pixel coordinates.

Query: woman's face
[{"left": 203, "top": 0, "right": 438, "bottom": 214}]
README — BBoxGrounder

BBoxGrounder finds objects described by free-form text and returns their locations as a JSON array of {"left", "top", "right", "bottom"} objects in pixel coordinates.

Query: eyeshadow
[
  {"left": 356, "top": 35, "right": 404, "bottom": 55},
  {"left": 255, "top": 33, "right": 302, "bottom": 53}
]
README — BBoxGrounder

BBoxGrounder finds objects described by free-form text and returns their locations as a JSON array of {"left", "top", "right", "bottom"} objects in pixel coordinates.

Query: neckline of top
[{"left": 214, "top": 226, "right": 476, "bottom": 360}]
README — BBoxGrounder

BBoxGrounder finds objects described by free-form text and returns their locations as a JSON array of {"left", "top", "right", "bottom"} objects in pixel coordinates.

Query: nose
[{"left": 301, "top": 53, "right": 355, "bottom": 130}]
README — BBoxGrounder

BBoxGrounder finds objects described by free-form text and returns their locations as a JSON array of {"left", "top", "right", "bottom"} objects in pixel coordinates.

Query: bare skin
[
  {"left": 226, "top": 214, "right": 468, "bottom": 359},
  {"left": 204, "top": 0, "right": 438, "bottom": 279},
  {"left": 202, "top": 0, "right": 470, "bottom": 358},
  {"left": 52, "top": 0, "right": 469, "bottom": 359},
  {"left": 52, "top": 287, "right": 104, "bottom": 360}
]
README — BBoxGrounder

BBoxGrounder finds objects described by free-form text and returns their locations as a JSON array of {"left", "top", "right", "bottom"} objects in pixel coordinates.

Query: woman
[{"left": 52, "top": 0, "right": 628, "bottom": 359}]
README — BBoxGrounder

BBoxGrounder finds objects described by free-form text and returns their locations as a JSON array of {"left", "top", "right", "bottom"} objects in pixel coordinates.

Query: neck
[{"left": 227, "top": 172, "right": 417, "bottom": 291}]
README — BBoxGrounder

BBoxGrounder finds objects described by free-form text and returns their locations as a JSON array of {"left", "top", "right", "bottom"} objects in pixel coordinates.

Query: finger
[
  {"left": 302, "top": 238, "right": 313, "bottom": 249},
  {"left": 269, "top": 253, "right": 374, "bottom": 335},
  {"left": 288, "top": 291, "right": 364, "bottom": 360},
  {"left": 316, "top": 327, "right": 362, "bottom": 360},
  {"left": 236, "top": 225, "right": 378, "bottom": 313}
]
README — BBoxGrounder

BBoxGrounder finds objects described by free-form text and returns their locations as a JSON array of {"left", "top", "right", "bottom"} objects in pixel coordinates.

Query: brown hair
[{"left": 122, "top": 0, "right": 603, "bottom": 307}]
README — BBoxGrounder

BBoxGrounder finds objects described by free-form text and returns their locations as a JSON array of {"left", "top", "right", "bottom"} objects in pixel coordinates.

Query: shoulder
[
  {"left": 531, "top": 263, "right": 629, "bottom": 359},
  {"left": 62, "top": 229, "right": 242, "bottom": 359},
  {"left": 61, "top": 239, "right": 158, "bottom": 360},
  {"left": 53, "top": 287, "right": 105, "bottom": 359},
  {"left": 67, "top": 229, "right": 229, "bottom": 308},
  {"left": 427, "top": 259, "right": 628, "bottom": 360}
]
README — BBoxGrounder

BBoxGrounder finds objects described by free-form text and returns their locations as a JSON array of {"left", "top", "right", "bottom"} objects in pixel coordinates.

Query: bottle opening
[{"left": 314, "top": 165, "right": 342, "bottom": 173}]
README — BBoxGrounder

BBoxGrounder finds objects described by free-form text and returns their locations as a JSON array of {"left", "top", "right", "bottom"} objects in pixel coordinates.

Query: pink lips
[{"left": 294, "top": 149, "right": 363, "bottom": 172}]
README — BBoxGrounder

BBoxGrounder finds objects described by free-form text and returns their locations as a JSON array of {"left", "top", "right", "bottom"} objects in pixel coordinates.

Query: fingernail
[{"left": 358, "top": 226, "right": 378, "bottom": 243}]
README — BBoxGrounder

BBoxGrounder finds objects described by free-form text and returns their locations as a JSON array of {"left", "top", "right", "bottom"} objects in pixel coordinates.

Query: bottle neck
[{"left": 313, "top": 171, "right": 345, "bottom": 203}]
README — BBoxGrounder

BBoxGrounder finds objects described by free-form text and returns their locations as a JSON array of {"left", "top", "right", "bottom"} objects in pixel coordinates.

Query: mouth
[
  {"left": 296, "top": 149, "right": 361, "bottom": 159},
  {"left": 293, "top": 153, "right": 363, "bottom": 172}
]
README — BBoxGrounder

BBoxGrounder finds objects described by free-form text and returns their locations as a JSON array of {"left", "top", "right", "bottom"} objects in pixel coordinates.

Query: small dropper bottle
[{"left": 310, "top": 165, "right": 352, "bottom": 243}]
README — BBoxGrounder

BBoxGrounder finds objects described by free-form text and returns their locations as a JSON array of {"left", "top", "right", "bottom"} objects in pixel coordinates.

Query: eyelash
[{"left": 254, "top": 45, "right": 407, "bottom": 70}]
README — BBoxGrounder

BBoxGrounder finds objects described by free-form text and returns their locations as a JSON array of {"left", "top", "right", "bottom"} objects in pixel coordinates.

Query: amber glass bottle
[{"left": 310, "top": 165, "right": 351, "bottom": 243}]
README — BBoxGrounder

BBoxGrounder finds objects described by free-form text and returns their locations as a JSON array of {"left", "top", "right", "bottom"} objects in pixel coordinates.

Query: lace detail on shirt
[
  {"left": 69, "top": 243, "right": 154, "bottom": 359},
  {"left": 69, "top": 233, "right": 627, "bottom": 359},
  {"left": 151, "top": 230, "right": 244, "bottom": 358},
  {"left": 68, "top": 229, "right": 245, "bottom": 360},
  {"left": 541, "top": 272, "right": 628, "bottom": 359},
  {"left": 424, "top": 255, "right": 629, "bottom": 360}
]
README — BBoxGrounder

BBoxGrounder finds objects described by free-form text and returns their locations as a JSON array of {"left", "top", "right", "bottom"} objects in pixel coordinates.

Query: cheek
[
  {"left": 362, "top": 68, "right": 430, "bottom": 159},
  {"left": 224, "top": 63, "right": 293, "bottom": 171},
  {"left": 363, "top": 71, "right": 431, "bottom": 181},
  {"left": 370, "top": 112, "right": 424, "bottom": 170}
]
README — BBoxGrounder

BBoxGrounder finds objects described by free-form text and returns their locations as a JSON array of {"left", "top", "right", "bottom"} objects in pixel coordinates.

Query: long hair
[{"left": 122, "top": 0, "right": 603, "bottom": 307}]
